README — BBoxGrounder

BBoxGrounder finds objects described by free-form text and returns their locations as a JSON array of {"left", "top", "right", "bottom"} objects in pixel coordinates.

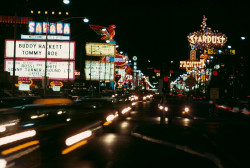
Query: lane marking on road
[{"left": 131, "top": 131, "right": 224, "bottom": 168}]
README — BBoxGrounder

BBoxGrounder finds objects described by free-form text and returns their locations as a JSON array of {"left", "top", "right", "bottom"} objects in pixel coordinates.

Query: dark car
[
  {"left": 158, "top": 96, "right": 193, "bottom": 123},
  {"left": 73, "top": 97, "right": 120, "bottom": 125},
  {"left": 0, "top": 96, "right": 40, "bottom": 108}
]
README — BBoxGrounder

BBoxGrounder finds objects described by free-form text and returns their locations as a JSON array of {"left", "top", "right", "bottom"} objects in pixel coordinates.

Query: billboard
[
  {"left": 116, "top": 68, "right": 126, "bottom": 83},
  {"left": 85, "top": 61, "right": 114, "bottom": 81},
  {"left": 4, "top": 59, "right": 75, "bottom": 80},
  {"left": 5, "top": 40, "right": 75, "bottom": 60},
  {"left": 85, "top": 43, "right": 116, "bottom": 56},
  {"left": 115, "top": 55, "right": 127, "bottom": 66}
]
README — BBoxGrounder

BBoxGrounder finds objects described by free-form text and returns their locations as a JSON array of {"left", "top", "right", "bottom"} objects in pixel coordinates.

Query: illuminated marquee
[
  {"left": 85, "top": 43, "right": 116, "bottom": 56},
  {"left": 5, "top": 40, "right": 75, "bottom": 60},
  {"left": 85, "top": 61, "right": 114, "bottom": 81},
  {"left": 28, "top": 21, "right": 70, "bottom": 35},
  {"left": 5, "top": 59, "right": 75, "bottom": 80}
]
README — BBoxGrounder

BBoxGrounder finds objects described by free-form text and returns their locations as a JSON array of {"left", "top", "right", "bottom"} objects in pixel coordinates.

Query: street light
[
  {"left": 83, "top": 18, "right": 89, "bottom": 23},
  {"left": 63, "top": 0, "right": 70, "bottom": 5},
  {"left": 240, "top": 37, "right": 245, "bottom": 40}
]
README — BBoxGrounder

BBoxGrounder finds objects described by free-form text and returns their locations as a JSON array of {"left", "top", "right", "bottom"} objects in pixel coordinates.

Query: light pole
[
  {"left": 30, "top": 11, "right": 89, "bottom": 96},
  {"left": 12, "top": 11, "right": 17, "bottom": 96}
]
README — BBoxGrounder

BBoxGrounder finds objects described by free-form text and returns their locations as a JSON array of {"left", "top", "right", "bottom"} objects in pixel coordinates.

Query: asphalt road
[
  {"left": 38, "top": 99, "right": 250, "bottom": 168},
  {"left": 2, "top": 99, "right": 250, "bottom": 168}
]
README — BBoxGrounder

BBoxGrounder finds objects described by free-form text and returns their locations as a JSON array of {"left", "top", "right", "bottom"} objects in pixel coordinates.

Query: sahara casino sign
[
  {"left": 187, "top": 16, "right": 227, "bottom": 50},
  {"left": 28, "top": 21, "right": 70, "bottom": 35}
]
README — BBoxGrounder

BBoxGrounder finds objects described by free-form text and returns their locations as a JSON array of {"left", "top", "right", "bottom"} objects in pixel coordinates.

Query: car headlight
[
  {"left": 132, "top": 102, "right": 137, "bottom": 106},
  {"left": 164, "top": 107, "right": 168, "bottom": 112},
  {"left": 106, "top": 114, "right": 115, "bottom": 122},
  {"left": 184, "top": 107, "right": 189, "bottom": 112},
  {"left": 159, "top": 105, "right": 164, "bottom": 110},
  {"left": 121, "top": 107, "right": 131, "bottom": 114}
]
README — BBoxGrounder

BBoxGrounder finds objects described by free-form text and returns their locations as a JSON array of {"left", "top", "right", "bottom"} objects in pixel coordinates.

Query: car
[
  {"left": 0, "top": 96, "right": 40, "bottom": 108},
  {"left": 158, "top": 96, "right": 193, "bottom": 123},
  {"left": 74, "top": 97, "right": 120, "bottom": 126},
  {"left": 0, "top": 97, "right": 116, "bottom": 163},
  {"left": 112, "top": 95, "right": 133, "bottom": 117}
]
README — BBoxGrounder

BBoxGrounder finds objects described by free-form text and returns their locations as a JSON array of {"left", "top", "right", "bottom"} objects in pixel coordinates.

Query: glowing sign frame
[
  {"left": 5, "top": 39, "right": 75, "bottom": 60},
  {"left": 85, "top": 61, "right": 114, "bottom": 81},
  {"left": 4, "top": 59, "right": 75, "bottom": 80},
  {"left": 85, "top": 43, "right": 116, "bottom": 57}
]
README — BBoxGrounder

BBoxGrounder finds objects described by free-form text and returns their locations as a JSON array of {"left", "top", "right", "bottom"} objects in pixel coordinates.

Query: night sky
[{"left": 1, "top": 0, "right": 249, "bottom": 75}]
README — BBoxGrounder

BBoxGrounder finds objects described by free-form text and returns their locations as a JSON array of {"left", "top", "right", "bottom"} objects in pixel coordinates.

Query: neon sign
[
  {"left": 179, "top": 60, "right": 205, "bottom": 69},
  {"left": 187, "top": 16, "right": 227, "bottom": 50},
  {"left": 28, "top": 21, "right": 70, "bottom": 35}
]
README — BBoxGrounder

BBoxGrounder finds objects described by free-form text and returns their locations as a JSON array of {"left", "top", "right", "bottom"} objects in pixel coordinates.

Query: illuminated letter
[
  {"left": 202, "top": 35, "right": 207, "bottom": 43},
  {"left": 198, "top": 36, "right": 202, "bottom": 43},
  {"left": 28, "top": 21, "right": 35, "bottom": 33},
  {"left": 180, "top": 61, "right": 184, "bottom": 68},
  {"left": 63, "top": 23, "right": 70, "bottom": 35},
  {"left": 35, "top": 22, "right": 42, "bottom": 34},
  {"left": 189, "top": 35, "right": 195, "bottom": 44},
  {"left": 57, "top": 22, "right": 63, "bottom": 34},
  {"left": 50, "top": 23, "right": 56, "bottom": 34},
  {"left": 207, "top": 36, "right": 211, "bottom": 43},
  {"left": 194, "top": 36, "right": 198, "bottom": 43},
  {"left": 212, "top": 36, "right": 216, "bottom": 44},
  {"left": 217, "top": 36, "right": 221, "bottom": 43},
  {"left": 193, "top": 62, "right": 197, "bottom": 68},
  {"left": 221, "top": 36, "right": 226, "bottom": 44},
  {"left": 43, "top": 22, "right": 49, "bottom": 34},
  {"left": 190, "top": 61, "right": 194, "bottom": 68}
]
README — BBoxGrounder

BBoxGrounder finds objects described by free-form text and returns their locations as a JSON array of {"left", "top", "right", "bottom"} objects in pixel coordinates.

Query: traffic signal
[
  {"left": 212, "top": 70, "right": 218, "bottom": 76},
  {"left": 163, "top": 76, "right": 169, "bottom": 82}
]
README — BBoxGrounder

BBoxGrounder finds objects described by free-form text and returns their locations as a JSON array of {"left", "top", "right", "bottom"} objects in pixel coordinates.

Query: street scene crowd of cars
[{"left": 0, "top": 91, "right": 249, "bottom": 168}]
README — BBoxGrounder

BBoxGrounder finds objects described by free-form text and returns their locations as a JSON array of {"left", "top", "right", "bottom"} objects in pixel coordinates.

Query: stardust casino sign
[{"left": 187, "top": 16, "right": 227, "bottom": 50}]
